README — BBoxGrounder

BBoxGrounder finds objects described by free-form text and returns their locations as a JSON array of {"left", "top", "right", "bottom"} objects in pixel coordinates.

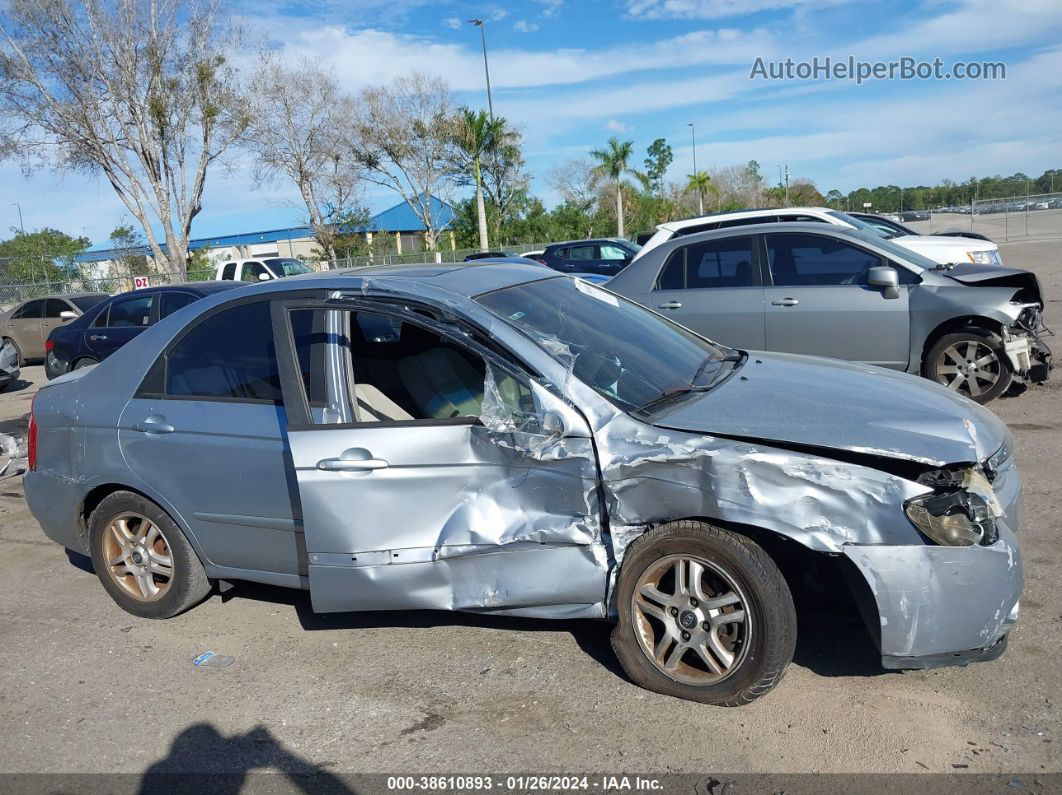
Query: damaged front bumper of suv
[{"left": 1006, "top": 304, "right": 1052, "bottom": 384}]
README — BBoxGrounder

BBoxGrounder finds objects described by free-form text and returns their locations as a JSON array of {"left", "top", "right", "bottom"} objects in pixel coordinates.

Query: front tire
[
  {"left": 88, "top": 491, "right": 210, "bottom": 619},
  {"left": 925, "top": 328, "right": 1012, "bottom": 404},
  {"left": 611, "top": 520, "right": 796, "bottom": 706}
]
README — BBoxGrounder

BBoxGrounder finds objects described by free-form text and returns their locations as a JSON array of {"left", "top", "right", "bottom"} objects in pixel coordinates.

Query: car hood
[
  {"left": 892, "top": 234, "right": 996, "bottom": 252},
  {"left": 649, "top": 351, "right": 1006, "bottom": 467}
]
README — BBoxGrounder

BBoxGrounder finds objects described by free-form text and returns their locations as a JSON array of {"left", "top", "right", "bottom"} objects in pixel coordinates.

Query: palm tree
[
  {"left": 687, "top": 170, "right": 713, "bottom": 215},
  {"left": 590, "top": 137, "right": 634, "bottom": 237},
  {"left": 453, "top": 108, "right": 502, "bottom": 251}
]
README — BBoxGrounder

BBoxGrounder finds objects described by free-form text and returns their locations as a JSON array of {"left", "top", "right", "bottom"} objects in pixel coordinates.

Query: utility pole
[
  {"left": 688, "top": 123, "right": 702, "bottom": 215},
  {"left": 784, "top": 162, "right": 789, "bottom": 205},
  {"left": 11, "top": 203, "right": 24, "bottom": 233},
  {"left": 469, "top": 19, "right": 495, "bottom": 122}
]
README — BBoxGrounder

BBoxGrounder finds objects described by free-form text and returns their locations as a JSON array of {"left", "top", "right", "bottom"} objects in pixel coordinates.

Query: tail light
[
  {"left": 44, "top": 339, "right": 54, "bottom": 352},
  {"left": 27, "top": 397, "right": 37, "bottom": 472},
  {"left": 535, "top": 258, "right": 547, "bottom": 265}
]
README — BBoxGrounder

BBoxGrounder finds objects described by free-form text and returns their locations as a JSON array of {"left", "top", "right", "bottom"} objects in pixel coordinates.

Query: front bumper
[{"left": 843, "top": 522, "right": 1022, "bottom": 668}]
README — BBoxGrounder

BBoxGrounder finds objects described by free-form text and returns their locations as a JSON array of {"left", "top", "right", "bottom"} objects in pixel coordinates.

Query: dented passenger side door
[{"left": 272, "top": 300, "right": 608, "bottom": 617}]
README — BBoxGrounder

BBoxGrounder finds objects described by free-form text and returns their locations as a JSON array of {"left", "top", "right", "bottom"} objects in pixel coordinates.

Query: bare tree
[
  {"left": 0, "top": 0, "right": 245, "bottom": 278},
  {"left": 351, "top": 72, "right": 457, "bottom": 250},
  {"left": 244, "top": 55, "right": 363, "bottom": 264}
]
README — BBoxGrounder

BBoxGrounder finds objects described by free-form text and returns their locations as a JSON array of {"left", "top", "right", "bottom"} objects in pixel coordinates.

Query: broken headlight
[{"left": 904, "top": 468, "right": 1004, "bottom": 546}]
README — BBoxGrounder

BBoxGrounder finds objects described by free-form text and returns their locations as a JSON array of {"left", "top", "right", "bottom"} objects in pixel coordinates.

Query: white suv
[
  {"left": 214, "top": 257, "right": 315, "bottom": 282},
  {"left": 636, "top": 207, "right": 1003, "bottom": 267}
]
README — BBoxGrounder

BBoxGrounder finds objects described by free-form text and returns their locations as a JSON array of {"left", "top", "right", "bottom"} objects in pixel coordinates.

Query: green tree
[
  {"left": 686, "top": 171, "right": 714, "bottom": 213},
  {"left": 451, "top": 107, "right": 505, "bottom": 251},
  {"left": 643, "top": 138, "right": 673, "bottom": 195},
  {"left": 108, "top": 223, "right": 149, "bottom": 279},
  {"left": 0, "top": 227, "right": 89, "bottom": 283},
  {"left": 589, "top": 137, "right": 634, "bottom": 238}
]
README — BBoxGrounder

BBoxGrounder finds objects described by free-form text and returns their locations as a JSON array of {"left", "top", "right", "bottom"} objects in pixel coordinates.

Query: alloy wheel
[
  {"left": 935, "top": 340, "right": 1002, "bottom": 398},
  {"left": 101, "top": 512, "right": 174, "bottom": 602},
  {"left": 631, "top": 554, "right": 751, "bottom": 686}
]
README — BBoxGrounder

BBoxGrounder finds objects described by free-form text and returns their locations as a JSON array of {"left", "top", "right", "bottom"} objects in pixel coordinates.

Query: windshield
[
  {"left": 846, "top": 229, "right": 941, "bottom": 271},
  {"left": 826, "top": 210, "right": 898, "bottom": 239},
  {"left": 477, "top": 276, "right": 732, "bottom": 412},
  {"left": 264, "top": 258, "right": 314, "bottom": 276},
  {"left": 69, "top": 295, "right": 108, "bottom": 311}
]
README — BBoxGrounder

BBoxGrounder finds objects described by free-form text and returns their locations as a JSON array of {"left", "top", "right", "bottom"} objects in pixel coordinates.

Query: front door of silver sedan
[
  {"left": 272, "top": 301, "right": 607, "bottom": 617},
  {"left": 761, "top": 232, "right": 912, "bottom": 369},
  {"left": 648, "top": 235, "right": 766, "bottom": 349}
]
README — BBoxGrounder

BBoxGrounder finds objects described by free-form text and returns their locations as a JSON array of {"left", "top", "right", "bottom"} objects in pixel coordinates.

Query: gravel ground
[{"left": 0, "top": 239, "right": 1059, "bottom": 780}]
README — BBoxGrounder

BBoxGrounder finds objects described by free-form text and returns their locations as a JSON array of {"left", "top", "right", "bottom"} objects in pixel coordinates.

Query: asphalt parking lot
[{"left": 1, "top": 239, "right": 1060, "bottom": 780}]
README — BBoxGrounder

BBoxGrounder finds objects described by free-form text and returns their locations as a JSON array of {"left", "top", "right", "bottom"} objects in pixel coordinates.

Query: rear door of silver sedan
[{"left": 271, "top": 299, "right": 608, "bottom": 617}]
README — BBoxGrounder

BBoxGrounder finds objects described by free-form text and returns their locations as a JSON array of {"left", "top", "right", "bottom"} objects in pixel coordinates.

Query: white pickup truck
[
  {"left": 214, "top": 257, "right": 315, "bottom": 282},
  {"left": 635, "top": 207, "right": 1004, "bottom": 267}
]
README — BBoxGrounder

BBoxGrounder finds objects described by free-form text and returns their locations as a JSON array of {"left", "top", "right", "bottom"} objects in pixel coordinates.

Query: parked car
[
  {"left": 469, "top": 256, "right": 613, "bottom": 285},
  {"left": 214, "top": 257, "right": 314, "bottom": 282},
  {"left": 464, "top": 251, "right": 515, "bottom": 261},
  {"left": 609, "top": 222, "right": 1050, "bottom": 403},
  {"left": 849, "top": 211, "right": 993, "bottom": 242},
  {"left": 0, "top": 339, "right": 19, "bottom": 392},
  {"left": 27, "top": 263, "right": 1022, "bottom": 705},
  {"left": 44, "top": 282, "right": 244, "bottom": 380},
  {"left": 899, "top": 210, "right": 930, "bottom": 222},
  {"left": 537, "top": 238, "right": 641, "bottom": 277},
  {"left": 635, "top": 207, "right": 1004, "bottom": 267},
  {"left": 1, "top": 293, "right": 110, "bottom": 365}
]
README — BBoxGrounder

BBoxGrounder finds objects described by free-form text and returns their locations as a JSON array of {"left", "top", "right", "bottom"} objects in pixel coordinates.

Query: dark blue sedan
[{"left": 45, "top": 282, "right": 244, "bottom": 379}]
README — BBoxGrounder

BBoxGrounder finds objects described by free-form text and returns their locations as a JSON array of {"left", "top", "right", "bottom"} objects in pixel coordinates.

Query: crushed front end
[{"left": 1007, "top": 303, "right": 1052, "bottom": 384}]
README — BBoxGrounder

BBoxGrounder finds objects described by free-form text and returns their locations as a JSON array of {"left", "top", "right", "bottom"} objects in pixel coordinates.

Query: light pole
[
  {"left": 469, "top": 19, "right": 495, "bottom": 122},
  {"left": 11, "top": 203, "right": 24, "bottom": 233},
  {"left": 688, "top": 122, "right": 702, "bottom": 215}
]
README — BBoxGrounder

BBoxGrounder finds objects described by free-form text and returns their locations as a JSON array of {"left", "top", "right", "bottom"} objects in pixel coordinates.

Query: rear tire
[
  {"left": 925, "top": 328, "right": 1012, "bottom": 404},
  {"left": 88, "top": 491, "right": 210, "bottom": 619},
  {"left": 2, "top": 337, "right": 22, "bottom": 368},
  {"left": 611, "top": 520, "right": 796, "bottom": 706},
  {"left": 72, "top": 357, "right": 99, "bottom": 370}
]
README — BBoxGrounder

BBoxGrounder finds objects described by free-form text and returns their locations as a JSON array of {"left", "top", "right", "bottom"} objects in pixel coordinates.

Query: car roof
[
  {"left": 660, "top": 207, "right": 833, "bottom": 231},
  {"left": 17, "top": 292, "right": 110, "bottom": 303},
  {"left": 649, "top": 220, "right": 884, "bottom": 248},
  {"left": 544, "top": 237, "right": 632, "bottom": 248}
]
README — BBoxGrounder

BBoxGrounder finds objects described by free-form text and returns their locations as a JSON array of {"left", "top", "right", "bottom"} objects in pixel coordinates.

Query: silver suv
[{"left": 608, "top": 223, "right": 1051, "bottom": 403}]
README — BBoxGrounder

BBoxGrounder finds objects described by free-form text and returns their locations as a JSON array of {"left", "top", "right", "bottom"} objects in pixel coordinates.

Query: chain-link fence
[
  {"left": 2, "top": 243, "right": 553, "bottom": 311},
  {"left": 902, "top": 192, "right": 1062, "bottom": 243}
]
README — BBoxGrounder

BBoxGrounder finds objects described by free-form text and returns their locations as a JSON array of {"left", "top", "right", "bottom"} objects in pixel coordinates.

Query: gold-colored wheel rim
[
  {"left": 102, "top": 512, "right": 174, "bottom": 602},
  {"left": 632, "top": 554, "right": 751, "bottom": 686}
]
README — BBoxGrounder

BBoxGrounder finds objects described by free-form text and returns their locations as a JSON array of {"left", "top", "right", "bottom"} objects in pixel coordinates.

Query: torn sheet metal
[
  {"left": 0, "top": 433, "right": 27, "bottom": 480},
  {"left": 0, "top": 340, "right": 19, "bottom": 390}
]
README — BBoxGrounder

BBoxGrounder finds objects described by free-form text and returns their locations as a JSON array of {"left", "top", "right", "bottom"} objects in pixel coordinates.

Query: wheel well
[
  {"left": 78, "top": 483, "right": 155, "bottom": 548},
  {"left": 665, "top": 516, "right": 881, "bottom": 652},
  {"left": 920, "top": 315, "right": 1004, "bottom": 375}
]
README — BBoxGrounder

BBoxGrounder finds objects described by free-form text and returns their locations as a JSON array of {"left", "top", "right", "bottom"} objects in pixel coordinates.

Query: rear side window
[
  {"left": 159, "top": 292, "right": 197, "bottom": 319},
  {"left": 107, "top": 294, "right": 154, "bottom": 327},
  {"left": 12, "top": 300, "right": 43, "bottom": 319},
  {"left": 657, "top": 237, "right": 757, "bottom": 290},
  {"left": 165, "top": 301, "right": 281, "bottom": 402}
]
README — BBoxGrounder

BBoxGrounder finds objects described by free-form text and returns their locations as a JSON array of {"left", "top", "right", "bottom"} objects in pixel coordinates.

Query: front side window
[
  {"left": 292, "top": 308, "right": 531, "bottom": 424},
  {"left": 658, "top": 237, "right": 757, "bottom": 290},
  {"left": 44, "top": 299, "right": 72, "bottom": 318},
  {"left": 165, "top": 301, "right": 281, "bottom": 401},
  {"left": 478, "top": 277, "right": 730, "bottom": 412},
  {"left": 241, "top": 261, "right": 270, "bottom": 282},
  {"left": 159, "top": 292, "right": 197, "bottom": 319},
  {"left": 766, "top": 233, "right": 883, "bottom": 286},
  {"left": 107, "top": 294, "right": 154, "bottom": 327},
  {"left": 264, "top": 258, "right": 313, "bottom": 277},
  {"left": 69, "top": 295, "right": 107, "bottom": 312},
  {"left": 599, "top": 244, "right": 629, "bottom": 261}
]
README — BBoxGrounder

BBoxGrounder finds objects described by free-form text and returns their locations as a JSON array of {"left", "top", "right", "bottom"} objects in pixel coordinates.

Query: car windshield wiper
[{"left": 634, "top": 352, "right": 745, "bottom": 414}]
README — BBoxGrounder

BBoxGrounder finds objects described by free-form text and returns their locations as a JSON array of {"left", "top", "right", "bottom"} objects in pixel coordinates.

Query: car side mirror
[
  {"left": 59, "top": 310, "right": 77, "bottom": 321},
  {"left": 258, "top": 272, "right": 272, "bottom": 281},
  {"left": 867, "top": 265, "right": 900, "bottom": 299}
]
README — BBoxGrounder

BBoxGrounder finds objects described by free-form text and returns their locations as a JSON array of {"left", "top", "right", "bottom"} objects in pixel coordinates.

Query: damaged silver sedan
[{"left": 25, "top": 264, "right": 1022, "bottom": 705}]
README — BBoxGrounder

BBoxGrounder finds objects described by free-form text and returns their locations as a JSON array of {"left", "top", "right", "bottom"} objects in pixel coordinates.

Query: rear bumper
[{"left": 24, "top": 470, "right": 87, "bottom": 553}]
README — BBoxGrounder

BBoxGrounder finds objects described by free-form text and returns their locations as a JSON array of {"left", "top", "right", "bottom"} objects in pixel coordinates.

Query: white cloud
[
  {"left": 487, "top": 8, "right": 509, "bottom": 22},
  {"left": 249, "top": 23, "right": 777, "bottom": 92},
  {"left": 513, "top": 19, "right": 540, "bottom": 33},
  {"left": 442, "top": 17, "right": 462, "bottom": 30},
  {"left": 536, "top": 0, "right": 564, "bottom": 18},
  {"left": 627, "top": 0, "right": 848, "bottom": 20},
  {"left": 606, "top": 119, "right": 632, "bottom": 133}
]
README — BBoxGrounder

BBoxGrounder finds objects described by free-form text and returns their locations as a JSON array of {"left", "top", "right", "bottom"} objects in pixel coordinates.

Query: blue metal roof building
[{"left": 75, "top": 196, "right": 456, "bottom": 264}]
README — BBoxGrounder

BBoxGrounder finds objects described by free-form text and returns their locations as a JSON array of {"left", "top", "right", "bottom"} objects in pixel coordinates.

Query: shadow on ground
[{"left": 139, "top": 723, "right": 351, "bottom": 792}]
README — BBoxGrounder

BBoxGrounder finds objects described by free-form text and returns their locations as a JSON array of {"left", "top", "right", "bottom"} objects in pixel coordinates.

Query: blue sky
[{"left": 4, "top": 0, "right": 1061, "bottom": 245}]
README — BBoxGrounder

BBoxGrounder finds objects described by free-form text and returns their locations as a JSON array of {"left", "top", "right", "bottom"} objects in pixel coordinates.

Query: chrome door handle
[
  {"left": 89, "top": 334, "right": 108, "bottom": 341},
  {"left": 658, "top": 301, "right": 683, "bottom": 310},
  {"left": 135, "top": 416, "right": 175, "bottom": 434},
  {"left": 771, "top": 298, "right": 799, "bottom": 307},
  {"left": 317, "top": 457, "right": 389, "bottom": 472}
]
